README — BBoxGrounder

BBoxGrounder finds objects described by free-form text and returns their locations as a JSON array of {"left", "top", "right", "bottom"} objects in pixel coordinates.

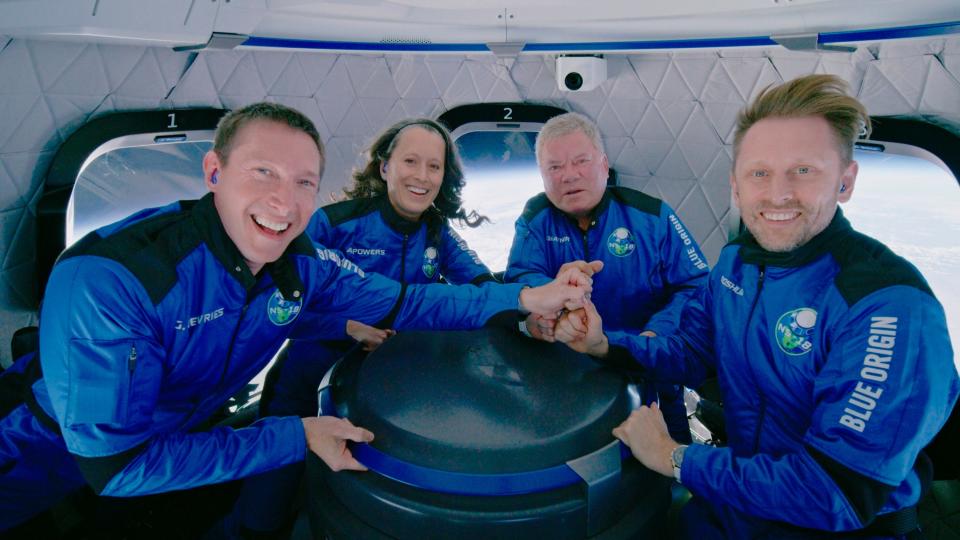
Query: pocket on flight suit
[{"left": 65, "top": 338, "right": 155, "bottom": 428}]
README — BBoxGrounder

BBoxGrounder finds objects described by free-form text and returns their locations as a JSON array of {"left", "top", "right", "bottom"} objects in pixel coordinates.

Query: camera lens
[{"left": 564, "top": 72, "right": 583, "bottom": 91}]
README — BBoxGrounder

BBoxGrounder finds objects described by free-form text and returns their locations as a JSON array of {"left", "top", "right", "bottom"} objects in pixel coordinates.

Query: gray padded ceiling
[{"left": 1, "top": 35, "right": 959, "bottom": 366}]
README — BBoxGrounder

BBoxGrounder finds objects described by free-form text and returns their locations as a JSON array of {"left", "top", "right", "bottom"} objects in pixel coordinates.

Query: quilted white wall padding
[
  {"left": 919, "top": 58, "right": 960, "bottom": 128},
  {"left": 861, "top": 61, "right": 920, "bottom": 115},
  {"left": 631, "top": 104, "right": 676, "bottom": 174},
  {"left": 720, "top": 58, "right": 782, "bottom": 102},
  {"left": 94, "top": 48, "right": 195, "bottom": 115},
  {"left": 865, "top": 56, "right": 932, "bottom": 114},
  {"left": 938, "top": 39, "right": 960, "bottom": 131},
  {"left": 340, "top": 98, "right": 395, "bottom": 137},
  {"left": 635, "top": 55, "right": 695, "bottom": 101},
  {"left": 262, "top": 54, "right": 313, "bottom": 97},
  {"left": 265, "top": 95, "right": 331, "bottom": 141},
  {"left": 383, "top": 98, "right": 446, "bottom": 125},
  {"left": 604, "top": 136, "right": 652, "bottom": 178},
  {"left": 876, "top": 37, "right": 947, "bottom": 59},
  {"left": 509, "top": 56, "right": 566, "bottom": 101},
  {"left": 389, "top": 57, "right": 440, "bottom": 99},
  {"left": 607, "top": 58, "right": 651, "bottom": 101},
  {"left": 700, "top": 100, "right": 742, "bottom": 145},
  {"left": 0, "top": 151, "right": 42, "bottom": 212},
  {"left": 675, "top": 55, "right": 722, "bottom": 102},
  {"left": 216, "top": 52, "right": 270, "bottom": 100},
  {"left": 250, "top": 52, "right": 303, "bottom": 97},
  {"left": 442, "top": 57, "right": 522, "bottom": 108},
  {"left": 676, "top": 183, "right": 719, "bottom": 244},
  {"left": 0, "top": 40, "right": 42, "bottom": 96},
  {"left": 0, "top": 94, "right": 58, "bottom": 155},
  {"left": 767, "top": 48, "right": 872, "bottom": 93},
  {"left": 596, "top": 100, "right": 643, "bottom": 138},
  {"left": 563, "top": 87, "right": 608, "bottom": 126},
  {"left": 1, "top": 192, "right": 40, "bottom": 304},
  {"left": 315, "top": 59, "right": 358, "bottom": 133},
  {"left": 944, "top": 38, "right": 960, "bottom": 79},
  {"left": 345, "top": 56, "right": 400, "bottom": 100},
  {"left": 319, "top": 136, "right": 367, "bottom": 198}
]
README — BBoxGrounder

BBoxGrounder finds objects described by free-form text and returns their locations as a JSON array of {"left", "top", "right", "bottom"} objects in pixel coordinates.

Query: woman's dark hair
[{"left": 345, "top": 118, "right": 487, "bottom": 227}]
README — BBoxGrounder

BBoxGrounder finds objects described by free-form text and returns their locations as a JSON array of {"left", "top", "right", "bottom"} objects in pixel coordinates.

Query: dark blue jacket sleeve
[
  {"left": 439, "top": 226, "right": 495, "bottom": 284},
  {"left": 295, "top": 246, "right": 367, "bottom": 340},
  {"left": 39, "top": 257, "right": 306, "bottom": 497},
  {"left": 605, "top": 278, "right": 716, "bottom": 387},
  {"left": 304, "top": 207, "right": 333, "bottom": 244},
  {"left": 681, "top": 287, "right": 958, "bottom": 531},
  {"left": 642, "top": 205, "right": 710, "bottom": 336},
  {"left": 299, "top": 211, "right": 355, "bottom": 338},
  {"left": 306, "top": 246, "right": 524, "bottom": 332}
]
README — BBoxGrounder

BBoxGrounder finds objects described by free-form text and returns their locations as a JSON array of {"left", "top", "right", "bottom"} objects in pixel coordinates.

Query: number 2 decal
[{"left": 503, "top": 107, "right": 513, "bottom": 120}]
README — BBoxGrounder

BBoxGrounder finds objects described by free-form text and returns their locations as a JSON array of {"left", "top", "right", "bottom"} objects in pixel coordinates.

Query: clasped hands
[
  {"left": 521, "top": 260, "right": 638, "bottom": 352},
  {"left": 519, "top": 260, "right": 604, "bottom": 342}
]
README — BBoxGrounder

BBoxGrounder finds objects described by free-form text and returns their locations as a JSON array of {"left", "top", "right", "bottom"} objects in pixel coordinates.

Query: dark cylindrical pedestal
[
  {"left": 306, "top": 326, "right": 671, "bottom": 539},
  {"left": 307, "top": 453, "right": 670, "bottom": 539}
]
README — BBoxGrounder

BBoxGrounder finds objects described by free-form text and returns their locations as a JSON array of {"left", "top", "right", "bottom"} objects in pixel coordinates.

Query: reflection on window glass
[
  {"left": 453, "top": 131, "right": 544, "bottom": 271},
  {"left": 67, "top": 140, "right": 211, "bottom": 246},
  {"left": 843, "top": 149, "right": 960, "bottom": 372}
]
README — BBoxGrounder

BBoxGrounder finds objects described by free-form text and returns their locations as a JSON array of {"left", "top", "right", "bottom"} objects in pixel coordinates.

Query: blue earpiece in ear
[
  {"left": 839, "top": 184, "right": 846, "bottom": 193},
  {"left": 211, "top": 170, "right": 219, "bottom": 184}
]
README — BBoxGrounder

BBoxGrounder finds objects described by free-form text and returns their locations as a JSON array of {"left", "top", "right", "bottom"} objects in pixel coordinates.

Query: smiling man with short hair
[{"left": 556, "top": 75, "right": 958, "bottom": 538}]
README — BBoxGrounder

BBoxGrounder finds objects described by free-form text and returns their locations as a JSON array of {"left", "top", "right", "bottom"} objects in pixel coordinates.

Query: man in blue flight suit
[
  {"left": 505, "top": 111, "right": 709, "bottom": 443},
  {"left": 557, "top": 75, "right": 958, "bottom": 538},
  {"left": 0, "top": 102, "right": 597, "bottom": 532}
]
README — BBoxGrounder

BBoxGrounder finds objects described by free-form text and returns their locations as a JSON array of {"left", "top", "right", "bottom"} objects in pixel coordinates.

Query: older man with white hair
[{"left": 505, "top": 111, "right": 709, "bottom": 443}]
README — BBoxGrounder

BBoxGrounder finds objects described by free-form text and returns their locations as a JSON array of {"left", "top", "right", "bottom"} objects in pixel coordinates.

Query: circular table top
[{"left": 328, "top": 325, "right": 636, "bottom": 474}]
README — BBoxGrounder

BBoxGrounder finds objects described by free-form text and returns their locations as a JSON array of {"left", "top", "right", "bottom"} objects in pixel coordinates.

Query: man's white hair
[{"left": 535, "top": 112, "right": 606, "bottom": 165}]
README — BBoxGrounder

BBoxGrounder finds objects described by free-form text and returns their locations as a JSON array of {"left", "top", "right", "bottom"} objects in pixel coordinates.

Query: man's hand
[
  {"left": 557, "top": 260, "right": 604, "bottom": 279},
  {"left": 302, "top": 416, "right": 374, "bottom": 472},
  {"left": 612, "top": 403, "right": 678, "bottom": 478},
  {"left": 346, "top": 319, "right": 395, "bottom": 351},
  {"left": 555, "top": 299, "right": 609, "bottom": 356},
  {"left": 520, "top": 260, "right": 603, "bottom": 315},
  {"left": 523, "top": 312, "right": 558, "bottom": 342}
]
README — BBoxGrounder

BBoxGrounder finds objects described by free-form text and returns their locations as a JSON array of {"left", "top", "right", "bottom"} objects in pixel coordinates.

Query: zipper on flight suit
[
  {"left": 745, "top": 266, "right": 768, "bottom": 453},
  {"left": 128, "top": 344, "right": 137, "bottom": 373},
  {"left": 218, "top": 291, "right": 254, "bottom": 397},
  {"left": 580, "top": 219, "right": 596, "bottom": 260},
  {"left": 400, "top": 234, "right": 408, "bottom": 285}
]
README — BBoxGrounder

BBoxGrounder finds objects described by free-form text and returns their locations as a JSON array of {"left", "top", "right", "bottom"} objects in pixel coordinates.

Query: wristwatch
[
  {"left": 671, "top": 444, "right": 688, "bottom": 483},
  {"left": 518, "top": 317, "right": 532, "bottom": 337}
]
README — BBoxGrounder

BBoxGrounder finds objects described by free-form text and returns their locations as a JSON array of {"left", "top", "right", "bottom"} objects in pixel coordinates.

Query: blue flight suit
[
  {"left": 505, "top": 187, "right": 709, "bottom": 442},
  {"left": 608, "top": 210, "right": 958, "bottom": 538}
]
